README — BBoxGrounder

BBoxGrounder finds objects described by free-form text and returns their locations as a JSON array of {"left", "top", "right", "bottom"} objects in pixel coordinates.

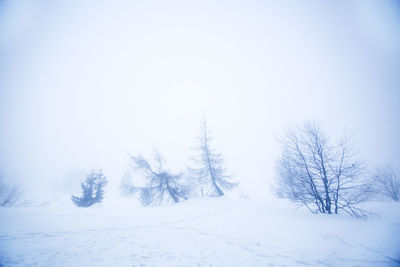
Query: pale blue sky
[{"left": 0, "top": 0, "right": 399, "bottom": 198}]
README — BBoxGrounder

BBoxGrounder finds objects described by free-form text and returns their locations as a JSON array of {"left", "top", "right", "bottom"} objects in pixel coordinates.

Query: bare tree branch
[{"left": 276, "top": 121, "right": 370, "bottom": 218}]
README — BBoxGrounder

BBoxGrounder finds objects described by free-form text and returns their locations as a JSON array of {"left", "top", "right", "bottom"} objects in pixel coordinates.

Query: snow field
[{"left": 0, "top": 197, "right": 399, "bottom": 266}]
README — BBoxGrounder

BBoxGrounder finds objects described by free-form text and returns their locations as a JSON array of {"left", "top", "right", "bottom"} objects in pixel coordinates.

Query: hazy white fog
[{"left": 0, "top": 0, "right": 399, "bottom": 199}]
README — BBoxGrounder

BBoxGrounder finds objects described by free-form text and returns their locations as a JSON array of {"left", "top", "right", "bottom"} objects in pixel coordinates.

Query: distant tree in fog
[
  {"left": 190, "top": 120, "right": 237, "bottom": 197},
  {"left": 71, "top": 170, "right": 108, "bottom": 207},
  {"left": 372, "top": 165, "right": 400, "bottom": 202},
  {"left": 130, "top": 152, "right": 189, "bottom": 206},
  {"left": 276, "top": 121, "right": 370, "bottom": 218},
  {"left": 119, "top": 171, "right": 139, "bottom": 197},
  {"left": 0, "top": 171, "right": 27, "bottom": 207}
]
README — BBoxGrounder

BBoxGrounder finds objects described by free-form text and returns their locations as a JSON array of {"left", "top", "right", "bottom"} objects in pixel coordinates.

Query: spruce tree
[{"left": 71, "top": 170, "right": 107, "bottom": 207}]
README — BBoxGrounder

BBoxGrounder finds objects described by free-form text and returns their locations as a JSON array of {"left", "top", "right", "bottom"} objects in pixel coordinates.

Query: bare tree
[
  {"left": 130, "top": 152, "right": 189, "bottom": 206},
  {"left": 373, "top": 165, "right": 400, "bottom": 201},
  {"left": 190, "top": 120, "right": 237, "bottom": 197},
  {"left": 276, "top": 121, "right": 369, "bottom": 218},
  {"left": 0, "top": 171, "right": 27, "bottom": 207},
  {"left": 0, "top": 184, "right": 24, "bottom": 207}
]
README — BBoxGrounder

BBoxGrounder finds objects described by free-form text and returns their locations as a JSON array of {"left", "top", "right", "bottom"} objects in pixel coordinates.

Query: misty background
[{"left": 0, "top": 0, "right": 399, "bottom": 200}]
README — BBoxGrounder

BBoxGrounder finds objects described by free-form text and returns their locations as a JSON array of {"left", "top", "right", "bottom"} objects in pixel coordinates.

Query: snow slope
[{"left": 0, "top": 197, "right": 399, "bottom": 266}]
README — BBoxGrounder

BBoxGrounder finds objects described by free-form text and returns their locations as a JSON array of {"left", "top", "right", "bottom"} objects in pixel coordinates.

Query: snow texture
[{"left": 0, "top": 197, "right": 399, "bottom": 266}]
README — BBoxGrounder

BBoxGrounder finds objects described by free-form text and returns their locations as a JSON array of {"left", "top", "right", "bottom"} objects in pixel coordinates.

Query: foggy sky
[{"left": 1, "top": 0, "right": 399, "bottom": 199}]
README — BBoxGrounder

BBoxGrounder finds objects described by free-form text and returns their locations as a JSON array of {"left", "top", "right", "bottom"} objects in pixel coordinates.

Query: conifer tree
[
  {"left": 71, "top": 170, "right": 107, "bottom": 207},
  {"left": 131, "top": 152, "right": 189, "bottom": 206},
  {"left": 191, "top": 120, "right": 237, "bottom": 196}
]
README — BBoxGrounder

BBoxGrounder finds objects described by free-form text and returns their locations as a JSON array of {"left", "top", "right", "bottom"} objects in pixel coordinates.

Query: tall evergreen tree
[{"left": 191, "top": 120, "right": 237, "bottom": 196}]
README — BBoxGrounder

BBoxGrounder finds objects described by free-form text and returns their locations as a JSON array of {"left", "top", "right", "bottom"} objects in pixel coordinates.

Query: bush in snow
[
  {"left": 71, "top": 170, "right": 107, "bottom": 207},
  {"left": 372, "top": 165, "right": 400, "bottom": 202}
]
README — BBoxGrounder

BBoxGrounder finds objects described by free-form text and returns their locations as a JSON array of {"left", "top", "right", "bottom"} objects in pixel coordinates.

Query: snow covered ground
[{"left": 0, "top": 197, "right": 399, "bottom": 266}]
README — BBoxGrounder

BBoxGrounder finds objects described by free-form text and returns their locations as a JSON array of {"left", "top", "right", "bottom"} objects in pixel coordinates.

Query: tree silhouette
[
  {"left": 131, "top": 152, "right": 189, "bottom": 206},
  {"left": 71, "top": 170, "right": 107, "bottom": 207},
  {"left": 190, "top": 120, "right": 237, "bottom": 196}
]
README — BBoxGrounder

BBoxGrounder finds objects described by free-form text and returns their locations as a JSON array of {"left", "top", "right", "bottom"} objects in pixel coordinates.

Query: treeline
[
  {"left": 2, "top": 119, "right": 393, "bottom": 219},
  {"left": 69, "top": 120, "right": 400, "bottom": 217},
  {"left": 71, "top": 120, "right": 237, "bottom": 207}
]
